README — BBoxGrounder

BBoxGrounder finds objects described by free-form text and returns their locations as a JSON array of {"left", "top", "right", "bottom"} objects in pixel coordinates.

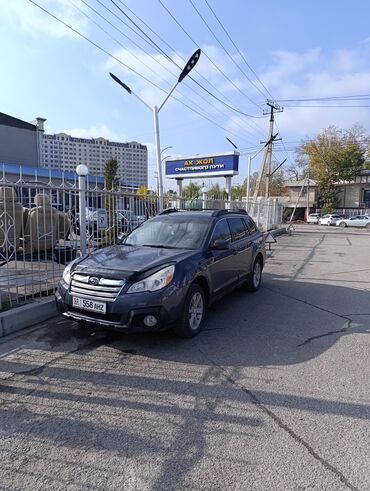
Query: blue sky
[{"left": 2, "top": 0, "right": 370, "bottom": 190}]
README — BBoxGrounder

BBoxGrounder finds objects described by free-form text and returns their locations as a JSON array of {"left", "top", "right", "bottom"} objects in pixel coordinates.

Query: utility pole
[{"left": 253, "top": 100, "right": 283, "bottom": 200}]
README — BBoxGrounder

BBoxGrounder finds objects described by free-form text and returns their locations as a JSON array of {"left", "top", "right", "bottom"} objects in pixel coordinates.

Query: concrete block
[{"left": 0, "top": 298, "right": 58, "bottom": 337}]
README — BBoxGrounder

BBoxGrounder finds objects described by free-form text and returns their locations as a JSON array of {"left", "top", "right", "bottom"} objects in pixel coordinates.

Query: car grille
[{"left": 70, "top": 273, "right": 125, "bottom": 302}]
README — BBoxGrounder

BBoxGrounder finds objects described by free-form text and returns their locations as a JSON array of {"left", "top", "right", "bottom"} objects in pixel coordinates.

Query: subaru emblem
[{"left": 88, "top": 277, "right": 100, "bottom": 286}]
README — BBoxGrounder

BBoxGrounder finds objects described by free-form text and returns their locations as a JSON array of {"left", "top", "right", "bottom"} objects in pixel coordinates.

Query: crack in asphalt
[
  {"left": 261, "top": 286, "right": 360, "bottom": 348},
  {"left": 195, "top": 344, "right": 359, "bottom": 491},
  {"left": 297, "top": 320, "right": 353, "bottom": 347},
  {"left": 263, "top": 285, "right": 352, "bottom": 322}
]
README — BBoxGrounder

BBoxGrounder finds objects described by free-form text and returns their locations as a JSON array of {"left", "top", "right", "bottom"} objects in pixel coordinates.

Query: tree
[
  {"left": 243, "top": 172, "right": 258, "bottom": 197},
  {"left": 182, "top": 182, "right": 201, "bottom": 198},
  {"left": 285, "top": 155, "right": 308, "bottom": 181},
  {"left": 103, "top": 158, "right": 119, "bottom": 244},
  {"left": 231, "top": 184, "right": 245, "bottom": 199},
  {"left": 103, "top": 158, "right": 119, "bottom": 190},
  {"left": 298, "top": 126, "right": 367, "bottom": 212},
  {"left": 268, "top": 167, "right": 285, "bottom": 197},
  {"left": 207, "top": 183, "right": 227, "bottom": 199}
]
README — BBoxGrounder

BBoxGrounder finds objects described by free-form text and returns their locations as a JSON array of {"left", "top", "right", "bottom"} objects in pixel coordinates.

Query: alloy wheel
[
  {"left": 188, "top": 292, "right": 204, "bottom": 331},
  {"left": 253, "top": 260, "right": 262, "bottom": 289}
]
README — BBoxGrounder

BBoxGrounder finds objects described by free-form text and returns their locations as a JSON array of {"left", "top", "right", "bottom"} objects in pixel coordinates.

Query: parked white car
[
  {"left": 319, "top": 214, "right": 341, "bottom": 226},
  {"left": 307, "top": 213, "right": 321, "bottom": 224},
  {"left": 336, "top": 215, "right": 370, "bottom": 228}
]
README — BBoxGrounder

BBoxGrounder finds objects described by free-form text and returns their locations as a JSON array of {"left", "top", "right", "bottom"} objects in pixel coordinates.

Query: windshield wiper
[{"left": 141, "top": 244, "right": 179, "bottom": 249}]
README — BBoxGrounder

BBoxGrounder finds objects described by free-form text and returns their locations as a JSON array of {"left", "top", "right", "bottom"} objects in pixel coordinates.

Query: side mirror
[{"left": 211, "top": 239, "right": 230, "bottom": 250}]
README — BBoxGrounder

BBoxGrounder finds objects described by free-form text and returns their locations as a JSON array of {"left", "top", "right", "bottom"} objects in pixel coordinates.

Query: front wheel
[
  {"left": 173, "top": 284, "right": 205, "bottom": 338},
  {"left": 247, "top": 258, "right": 263, "bottom": 292},
  {"left": 340, "top": 222, "right": 347, "bottom": 228}
]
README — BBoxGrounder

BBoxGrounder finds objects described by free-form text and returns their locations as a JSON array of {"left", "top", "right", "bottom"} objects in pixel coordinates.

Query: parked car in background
[
  {"left": 319, "top": 214, "right": 341, "bottom": 226},
  {"left": 336, "top": 215, "right": 370, "bottom": 228},
  {"left": 307, "top": 213, "right": 321, "bottom": 224},
  {"left": 117, "top": 210, "right": 146, "bottom": 230},
  {"left": 56, "top": 209, "right": 266, "bottom": 338}
]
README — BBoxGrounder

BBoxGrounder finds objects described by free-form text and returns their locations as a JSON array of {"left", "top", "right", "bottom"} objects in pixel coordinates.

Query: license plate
[{"left": 72, "top": 296, "right": 106, "bottom": 314}]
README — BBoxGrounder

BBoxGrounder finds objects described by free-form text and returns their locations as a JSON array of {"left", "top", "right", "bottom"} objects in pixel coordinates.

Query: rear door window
[
  {"left": 227, "top": 217, "right": 248, "bottom": 242},
  {"left": 244, "top": 217, "right": 258, "bottom": 234}
]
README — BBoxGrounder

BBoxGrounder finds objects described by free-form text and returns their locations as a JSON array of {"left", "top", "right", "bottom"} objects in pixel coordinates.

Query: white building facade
[{"left": 39, "top": 126, "right": 148, "bottom": 188}]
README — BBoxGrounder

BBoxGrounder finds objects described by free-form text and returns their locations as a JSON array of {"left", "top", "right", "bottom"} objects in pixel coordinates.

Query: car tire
[
  {"left": 173, "top": 284, "right": 205, "bottom": 338},
  {"left": 366, "top": 223, "right": 370, "bottom": 229},
  {"left": 247, "top": 257, "right": 263, "bottom": 292},
  {"left": 340, "top": 222, "right": 347, "bottom": 228}
]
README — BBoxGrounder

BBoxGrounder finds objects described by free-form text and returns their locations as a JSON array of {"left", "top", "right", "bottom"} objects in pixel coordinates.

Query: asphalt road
[{"left": 0, "top": 224, "right": 369, "bottom": 490}]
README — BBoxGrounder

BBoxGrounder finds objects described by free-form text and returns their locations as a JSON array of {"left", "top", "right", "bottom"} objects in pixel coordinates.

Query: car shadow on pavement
[
  {"left": 1, "top": 274, "right": 369, "bottom": 490},
  {"left": 33, "top": 274, "right": 370, "bottom": 370}
]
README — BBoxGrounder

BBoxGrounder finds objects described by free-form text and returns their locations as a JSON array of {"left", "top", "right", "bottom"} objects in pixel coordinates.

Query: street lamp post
[
  {"left": 110, "top": 50, "right": 201, "bottom": 212},
  {"left": 226, "top": 137, "right": 264, "bottom": 212}
]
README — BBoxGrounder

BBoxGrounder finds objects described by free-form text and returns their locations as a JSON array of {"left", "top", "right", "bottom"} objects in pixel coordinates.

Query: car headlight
[
  {"left": 127, "top": 265, "right": 175, "bottom": 294},
  {"left": 62, "top": 261, "right": 74, "bottom": 284}
]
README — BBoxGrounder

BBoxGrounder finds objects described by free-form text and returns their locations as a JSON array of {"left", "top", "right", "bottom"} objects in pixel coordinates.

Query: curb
[
  {"left": 270, "top": 227, "right": 287, "bottom": 237},
  {"left": 0, "top": 298, "right": 58, "bottom": 338}
]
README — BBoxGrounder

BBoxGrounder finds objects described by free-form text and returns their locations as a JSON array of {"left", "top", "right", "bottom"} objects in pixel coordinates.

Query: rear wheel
[
  {"left": 247, "top": 258, "right": 262, "bottom": 292},
  {"left": 173, "top": 284, "right": 205, "bottom": 338}
]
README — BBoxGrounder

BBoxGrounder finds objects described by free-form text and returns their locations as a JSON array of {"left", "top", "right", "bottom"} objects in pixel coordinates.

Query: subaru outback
[{"left": 55, "top": 209, "right": 266, "bottom": 338}]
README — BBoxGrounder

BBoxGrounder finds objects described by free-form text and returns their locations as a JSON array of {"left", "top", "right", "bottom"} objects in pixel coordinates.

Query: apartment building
[{"left": 37, "top": 120, "right": 148, "bottom": 188}]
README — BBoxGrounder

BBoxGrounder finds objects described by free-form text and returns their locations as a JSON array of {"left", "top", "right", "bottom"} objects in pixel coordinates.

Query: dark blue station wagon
[{"left": 56, "top": 209, "right": 266, "bottom": 338}]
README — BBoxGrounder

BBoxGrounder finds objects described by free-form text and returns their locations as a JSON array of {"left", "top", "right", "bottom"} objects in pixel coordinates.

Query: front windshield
[{"left": 124, "top": 216, "right": 209, "bottom": 249}]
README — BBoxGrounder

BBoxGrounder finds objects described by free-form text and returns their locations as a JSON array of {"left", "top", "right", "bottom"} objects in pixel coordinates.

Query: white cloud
[
  {"left": 103, "top": 42, "right": 370, "bottom": 164},
  {"left": 258, "top": 46, "right": 370, "bottom": 141},
  {"left": 3, "top": 0, "right": 88, "bottom": 38}
]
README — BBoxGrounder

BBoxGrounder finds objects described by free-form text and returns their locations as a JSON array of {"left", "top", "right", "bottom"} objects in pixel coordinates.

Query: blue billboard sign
[{"left": 165, "top": 152, "right": 239, "bottom": 179}]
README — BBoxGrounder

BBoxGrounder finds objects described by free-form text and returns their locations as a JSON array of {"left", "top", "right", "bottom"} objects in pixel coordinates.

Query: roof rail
[
  {"left": 158, "top": 207, "right": 178, "bottom": 215},
  {"left": 211, "top": 209, "right": 228, "bottom": 217},
  {"left": 211, "top": 209, "right": 248, "bottom": 217}
]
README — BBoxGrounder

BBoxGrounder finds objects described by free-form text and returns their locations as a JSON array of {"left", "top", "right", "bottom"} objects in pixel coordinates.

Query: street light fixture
[
  {"left": 160, "top": 145, "right": 173, "bottom": 157},
  {"left": 109, "top": 49, "right": 201, "bottom": 211}
]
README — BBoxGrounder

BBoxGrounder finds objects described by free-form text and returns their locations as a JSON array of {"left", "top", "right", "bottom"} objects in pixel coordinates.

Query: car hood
[{"left": 72, "top": 245, "right": 196, "bottom": 280}]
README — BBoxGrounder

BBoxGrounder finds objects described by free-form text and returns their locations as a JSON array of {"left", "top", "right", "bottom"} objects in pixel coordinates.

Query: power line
[
  {"left": 65, "top": 0, "right": 264, "bottom": 141},
  {"left": 157, "top": 0, "right": 266, "bottom": 119},
  {"left": 67, "top": 0, "right": 173, "bottom": 85},
  {"left": 97, "top": 0, "right": 266, "bottom": 121},
  {"left": 118, "top": 0, "right": 268, "bottom": 122},
  {"left": 28, "top": 0, "right": 257, "bottom": 146},
  {"left": 188, "top": 0, "right": 266, "bottom": 104},
  {"left": 277, "top": 94, "right": 370, "bottom": 102},
  {"left": 283, "top": 104, "right": 370, "bottom": 108},
  {"left": 28, "top": 0, "right": 163, "bottom": 89},
  {"left": 203, "top": 0, "right": 273, "bottom": 100}
]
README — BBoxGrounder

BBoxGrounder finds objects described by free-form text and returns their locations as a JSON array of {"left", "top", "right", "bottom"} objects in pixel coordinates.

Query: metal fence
[{"left": 0, "top": 168, "right": 283, "bottom": 311}]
